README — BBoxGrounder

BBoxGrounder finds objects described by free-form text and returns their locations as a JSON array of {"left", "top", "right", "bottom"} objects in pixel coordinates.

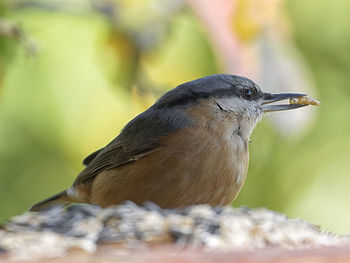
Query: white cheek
[
  {"left": 217, "top": 97, "right": 261, "bottom": 116},
  {"left": 216, "top": 97, "right": 262, "bottom": 138},
  {"left": 217, "top": 97, "right": 246, "bottom": 113}
]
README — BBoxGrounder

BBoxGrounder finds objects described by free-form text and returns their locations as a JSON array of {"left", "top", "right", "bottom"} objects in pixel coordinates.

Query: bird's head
[{"left": 152, "top": 74, "right": 310, "bottom": 141}]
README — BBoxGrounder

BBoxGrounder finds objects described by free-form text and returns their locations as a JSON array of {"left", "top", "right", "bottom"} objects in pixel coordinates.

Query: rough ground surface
[{"left": 0, "top": 202, "right": 349, "bottom": 262}]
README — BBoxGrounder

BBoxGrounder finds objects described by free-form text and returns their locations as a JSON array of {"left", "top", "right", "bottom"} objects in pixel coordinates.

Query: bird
[{"left": 30, "top": 74, "right": 313, "bottom": 211}]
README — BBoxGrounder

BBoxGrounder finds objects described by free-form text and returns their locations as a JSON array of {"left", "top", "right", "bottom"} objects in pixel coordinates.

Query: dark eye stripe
[{"left": 154, "top": 81, "right": 262, "bottom": 109}]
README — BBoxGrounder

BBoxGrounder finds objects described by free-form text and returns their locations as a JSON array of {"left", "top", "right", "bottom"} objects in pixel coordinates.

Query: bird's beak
[{"left": 261, "top": 93, "right": 308, "bottom": 112}]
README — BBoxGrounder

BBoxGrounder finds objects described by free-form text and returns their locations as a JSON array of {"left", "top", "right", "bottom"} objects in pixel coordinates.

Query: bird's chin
[{"left": 260, "top": 92, "right": 308, "bottom": 112}]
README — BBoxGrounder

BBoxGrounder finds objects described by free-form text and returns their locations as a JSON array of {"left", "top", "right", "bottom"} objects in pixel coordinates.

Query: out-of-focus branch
[
  {"left": 8, "top": 0, "right": 89, "bottom": 13},
  {"left": 7, "top": 0, "right": 184, "bottom": 94},
  {"left": 0, "top": 18, "right": 37, "bottom": 55}
]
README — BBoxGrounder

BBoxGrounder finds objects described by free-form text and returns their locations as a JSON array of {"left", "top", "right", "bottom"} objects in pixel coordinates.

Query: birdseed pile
[{"left": 0, "top": 202, "right": 349, "bottom": 261}]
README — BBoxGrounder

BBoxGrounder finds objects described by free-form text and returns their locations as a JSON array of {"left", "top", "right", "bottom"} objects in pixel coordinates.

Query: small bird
[{"left": 30, "top": 74, "right": 316, "bottom": 211}]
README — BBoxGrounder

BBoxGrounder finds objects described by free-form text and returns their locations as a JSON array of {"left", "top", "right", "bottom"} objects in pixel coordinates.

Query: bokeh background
[{"left": 0, "top": 0, "right": 349, "bottom": 234}]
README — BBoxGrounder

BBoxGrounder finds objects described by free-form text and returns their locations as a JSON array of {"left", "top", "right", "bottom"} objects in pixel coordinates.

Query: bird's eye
[{"left": 243, "top": 88, "right": 255, "bottom": 100}]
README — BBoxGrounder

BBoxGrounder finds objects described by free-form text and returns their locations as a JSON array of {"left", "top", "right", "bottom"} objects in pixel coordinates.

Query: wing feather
[
  {"left": 73, "top": 107, "right": 191, "bottom": 187},
  {"left": 82, "top": 148, "right": 103, "bottom": 166}
]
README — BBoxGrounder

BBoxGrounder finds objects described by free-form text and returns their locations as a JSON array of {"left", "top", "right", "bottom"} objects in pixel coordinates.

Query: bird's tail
[{"left": 30, "top": 190, "right": 72, "bottom": 212}]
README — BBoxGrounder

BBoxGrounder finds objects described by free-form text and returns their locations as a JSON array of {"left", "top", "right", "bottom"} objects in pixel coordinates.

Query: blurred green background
[{"left": 0, "top": 0, "right": 349, "bottom": 234}]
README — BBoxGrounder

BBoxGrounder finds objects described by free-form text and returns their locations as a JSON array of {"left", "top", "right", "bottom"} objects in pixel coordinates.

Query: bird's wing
[
  {"left": 73, "top": 142, "right": 159, "bottom": 186},
  {"left": 73, "top": 108, "right": 191, "bottom": 187},
  {"left": 82, "top": 148, "right": 103, "bottom": 166}
]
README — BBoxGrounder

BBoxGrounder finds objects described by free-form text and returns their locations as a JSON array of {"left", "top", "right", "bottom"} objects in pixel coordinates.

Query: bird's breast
[{"left": 155, "top": 127, "right": 250, "bottom": 206}]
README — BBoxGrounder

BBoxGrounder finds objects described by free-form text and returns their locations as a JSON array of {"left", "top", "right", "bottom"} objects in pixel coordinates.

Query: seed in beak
[{"left": 289, "top": 96, "right": 320, "bottom": 106}]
